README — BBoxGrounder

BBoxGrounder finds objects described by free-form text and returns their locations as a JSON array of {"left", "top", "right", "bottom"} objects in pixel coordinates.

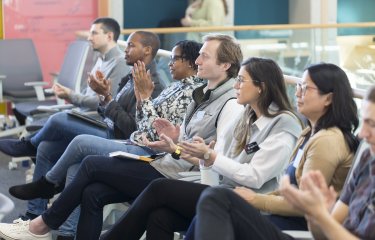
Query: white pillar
[{"left": 108, "top": 0, "right": 124, "bottom": 30}]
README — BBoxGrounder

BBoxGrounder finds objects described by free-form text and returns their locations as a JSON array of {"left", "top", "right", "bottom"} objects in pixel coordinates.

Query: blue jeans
[
  {"left": 26, "top": 112, "right": 111, "bottom": 236},
  {"left": 45, "top": 134, "right": 157, "bottom": 185},
  {"left": 44, "top": 134, "right": 157, "bottom": 236}
]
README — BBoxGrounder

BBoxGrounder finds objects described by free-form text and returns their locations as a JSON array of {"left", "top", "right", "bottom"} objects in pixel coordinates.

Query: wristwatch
[
  {"left": 171, "top": 147, "right": 182, "bottom": 160},
  {"left": 203, "top": 149, "right": 212, "bottom": 160},
  {"left": 100, "top": 92, "right": 112, "bottom": 102}
]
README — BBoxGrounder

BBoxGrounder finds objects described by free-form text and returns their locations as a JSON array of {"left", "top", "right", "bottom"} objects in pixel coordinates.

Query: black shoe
[
  {"left": 9, "top": 176, "right": 56, "bottom": 200},
  {"left": 0, "top": 137, "right": 37, "bottom": 157},
  {"left": 18, "top": 212, "right": 38, "bottom": 221},
  {"left": 56, "top": 236, "right": 75, "bottom": 240}
]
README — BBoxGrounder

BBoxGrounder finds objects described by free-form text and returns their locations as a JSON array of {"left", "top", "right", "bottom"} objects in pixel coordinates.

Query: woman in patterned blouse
[{"left": 131, "top": 40, "right": 205, "bottom": 143}]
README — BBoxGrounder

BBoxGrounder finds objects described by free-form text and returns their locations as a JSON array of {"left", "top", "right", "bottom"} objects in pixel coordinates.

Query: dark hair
[
  {"left": 306, "top": 63, "right": 359, "bottom": 152},
  {"left": 134, "top": 31, "right": 160, "bottom": 58},
  {"left": 203, "top": 34, "right": 243, "bottom": 79},
  {"left": 365, "top": 85, "right": 375, "bottom": 103},
  {"left": 233, "top": 57, "right": 297, "bottom": 155},
  {"left": 244, "top": 57, "right": 293, "bottom": 117},
  {"left": 92, "top": 17, "right": 121, "bottom": 42},
  {"left": 174, "top": 40, "right": 202, "bottom": 71}
]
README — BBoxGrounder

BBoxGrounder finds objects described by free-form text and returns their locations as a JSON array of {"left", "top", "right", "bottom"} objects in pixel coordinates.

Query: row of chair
[{"left": 0, "top": 39, "right": 95, "bottom": 137}]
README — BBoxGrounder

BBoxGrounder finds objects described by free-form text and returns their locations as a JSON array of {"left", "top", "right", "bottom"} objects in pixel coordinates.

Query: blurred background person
[
  {"left": 181, "top": 0, "right": 228, "bottom": 42},
  {"left": 159, "top": 0, "right": 228, "bottom": 49}
]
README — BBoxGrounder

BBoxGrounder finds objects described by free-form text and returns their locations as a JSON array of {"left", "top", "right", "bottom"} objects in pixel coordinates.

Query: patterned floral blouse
[{"left": 131, "top": 75, "right": 205, "bottom": 144}]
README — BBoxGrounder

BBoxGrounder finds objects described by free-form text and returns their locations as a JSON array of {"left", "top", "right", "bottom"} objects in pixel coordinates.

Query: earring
[{"left": 258, "top": 89, "right": 261, "bottom": 94}]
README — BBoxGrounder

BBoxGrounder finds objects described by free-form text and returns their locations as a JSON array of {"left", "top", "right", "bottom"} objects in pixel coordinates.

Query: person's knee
[
  {"left": 146, "top": 178, "right": 171, "bottom": 194},
  {"left": 70, "top": 134, "right": 93, "bottom": 150},
  {"left": 198, "top": 187, "right": 231, "bottom": 208},
  {"left": 48, "top": 112, "right": 67, "bottom": 126}
]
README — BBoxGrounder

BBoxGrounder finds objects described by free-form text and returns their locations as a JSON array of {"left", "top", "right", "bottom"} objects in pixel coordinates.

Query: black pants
[
  {"left": 195, "top": 187, "right": 295, "bottom": 240},
  {"left": 41, "top": 156, "right": 164, "bottom": 240},
  {"left": 101, "top": 179, "right": 209, "bottom": 240}
]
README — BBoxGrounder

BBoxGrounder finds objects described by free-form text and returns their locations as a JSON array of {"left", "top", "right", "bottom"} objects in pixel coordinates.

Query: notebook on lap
[{"left": 67, "top": 110, "right": 107, "bottom": 129}]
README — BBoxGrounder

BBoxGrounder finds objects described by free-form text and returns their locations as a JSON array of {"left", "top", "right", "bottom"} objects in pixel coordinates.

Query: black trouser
[
  {"left": 101, "top": 179, "right": 209, "bottom": 240},
  {"left": 195, "top": 187, "right": 295, "bottom": 240},
  {"left": 41, "top": 156, "right": 165, "bottom": 240}
]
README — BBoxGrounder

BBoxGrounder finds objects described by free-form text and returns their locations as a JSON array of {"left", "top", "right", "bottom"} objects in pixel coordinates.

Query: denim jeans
[
  {"left": 30, "top": 112, "right": 111, "bottom": 147},
  {"left": 42, "top": 156, "right": 165, "bottom": 240},
  {"left": 44, "top": 134, "right": 157, "bottom": 237},
  {"left": 26, "top": 112, "right": 110, "bottom": 236},
  {"left": 45, "top": 134, "right": 157, "bottom": 185}
]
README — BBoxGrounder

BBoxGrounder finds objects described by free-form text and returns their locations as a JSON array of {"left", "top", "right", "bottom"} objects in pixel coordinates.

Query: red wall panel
[{"left": 3, "top": 0, "right": 98, "bottom": 84}]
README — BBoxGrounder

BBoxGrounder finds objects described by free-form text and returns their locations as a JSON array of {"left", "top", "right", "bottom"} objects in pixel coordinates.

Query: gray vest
[
  {"left": 220, "top": 112, "right": 302, "bottom": 193},
  {"left": 151, "top": 78, "right": 237, "bottom": 179}
]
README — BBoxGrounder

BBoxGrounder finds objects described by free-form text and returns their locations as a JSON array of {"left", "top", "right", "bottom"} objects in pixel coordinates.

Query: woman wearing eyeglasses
[
  {"left": 188, "top": 63, "right": 359, "bottom": 235},
  {"left": 223, "top": 63, "right": 359, "bottom": 231},
  {"left": 99, "top": 57, "right": 304, "bottom": 240},
  {"left": 103, "top": 63, "right": 358, "bottom": 239}
]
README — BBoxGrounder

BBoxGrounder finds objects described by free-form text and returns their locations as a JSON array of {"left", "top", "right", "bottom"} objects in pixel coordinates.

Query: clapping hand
[
  {"left": 180, "top": 136, "right": 216, "bottom": 165},
  {"left": 180, "top": 136, "right": 210, "bottom": 159},
  {"left": 280, "top": 171, "right": 337, "bottom": 221},
  {"left": 142, "top": 133, "right": 178, "bottom": 153},
  {"left": 132, "top": 61, "right": 154, "bottom": 100},
  {"left": 88, "top": 70, "right": 112, "bottom": 96},
  {"left": 153, "top": 118, "right": 180, "bottom": 143}
]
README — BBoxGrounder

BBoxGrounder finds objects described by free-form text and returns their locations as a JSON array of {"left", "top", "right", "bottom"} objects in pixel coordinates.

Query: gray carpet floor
[{"left": 0, "top": 152, "right": 28, "bottom": 223}]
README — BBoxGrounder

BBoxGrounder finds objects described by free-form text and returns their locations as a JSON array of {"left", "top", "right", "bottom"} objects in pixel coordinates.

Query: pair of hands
[
  {"left": 142, "top": 118, "right": 215, "bottom": 165},
  {"left": 87, "top": 70, "right": 112, "bottom": 103},
  {"left": 132, "top": 61, "right": 154, "bottom": 105}
]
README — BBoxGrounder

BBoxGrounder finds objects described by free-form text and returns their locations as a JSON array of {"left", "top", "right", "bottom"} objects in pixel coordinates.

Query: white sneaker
[{"left": 0, "top": 219, "right": 52, "bottom": 240}]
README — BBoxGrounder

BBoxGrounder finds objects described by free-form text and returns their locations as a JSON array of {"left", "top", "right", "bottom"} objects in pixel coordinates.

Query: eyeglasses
[
  {"left": 169, "top": 55, "right": 184, "bottom": 64},
  {"left": 235, "top": 75, "right": 259, "bottom": 85},
  {"left": 295, "top": 82, "right": 319, "bottom": 96}
]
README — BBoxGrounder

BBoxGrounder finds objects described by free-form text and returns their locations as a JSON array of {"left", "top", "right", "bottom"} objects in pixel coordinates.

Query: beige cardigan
[{"left": 250, "top": 127, "right": 354, "bottom": 216}]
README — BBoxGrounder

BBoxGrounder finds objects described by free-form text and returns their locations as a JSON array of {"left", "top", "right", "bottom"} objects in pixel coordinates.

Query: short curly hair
[{"left": 174, "top": 40, "right": 202, "bottom": 71}]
